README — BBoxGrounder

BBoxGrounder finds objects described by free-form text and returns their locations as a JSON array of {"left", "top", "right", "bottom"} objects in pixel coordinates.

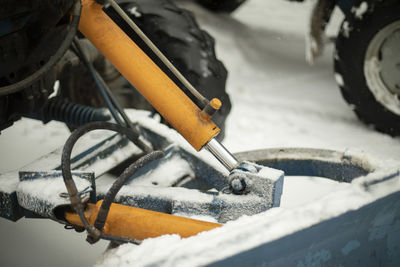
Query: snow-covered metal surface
[
  {"left": 97, "top": 156, "right": 284, "bottom": 223},
  {"left": 96, "top": 163, "right": 400, "bottom": 267},
  {"left": 17, "top": 171, "right": 93, "bottom": 220},
  {"left": 351, "top": 1, "right": 368, "bottom": 20},
  {"left": 0, "top": 131, "right": 140, "bottom": 221},
  {"left": 0, "top": 109, "right": 285, "bottom": 224},
  {"left": 8, "top": 109, "right": 397, "bottom": 266}
]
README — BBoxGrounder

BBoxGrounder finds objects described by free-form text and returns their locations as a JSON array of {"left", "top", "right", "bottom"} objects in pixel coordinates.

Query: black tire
[
  {"left": 195, "top": 0, "right": 247, "bottom": 13},
  {"left": 105, "top": 0, "right": 231, "bottom": 140},
  {"left": 334, "top": 0, "right": 400, "bottom": 136}
]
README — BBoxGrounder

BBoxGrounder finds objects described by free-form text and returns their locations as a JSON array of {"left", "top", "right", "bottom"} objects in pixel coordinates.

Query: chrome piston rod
[{"left": 205, "top": 138, "right": 239, "bottom": 171}]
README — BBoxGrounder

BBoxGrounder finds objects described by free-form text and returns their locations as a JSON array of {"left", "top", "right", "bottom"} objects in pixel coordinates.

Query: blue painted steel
[
  {"left": 234, "top": 148, "right": 374, "bottom": 183},
  {"left": 208, "top": 191, "right": 400, "bottom": 267},
  {"left": 0, "top": 133, "right": 135, "bottom": 221},
  {"left": 0, "top": 145, "right": 382, "bottom": 221},
  {"left": 19, "top": 171, "right": 97, "bottom": 204},
  {"left": 0, "top": 191, "right": 23, "bottom": 221}
]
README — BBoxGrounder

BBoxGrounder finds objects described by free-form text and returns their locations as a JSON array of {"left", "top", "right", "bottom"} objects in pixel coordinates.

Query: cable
[
  {"left": 61, "top": 121, "right": 163, "bottom": 244},
  {"left": 0, "top": 0, "right": 82, "bottom": 96},
  {"left": 106, "top": 0, "right": 209, "bottom": 108},
  {"left": 72, "top": 38, "right": 123, "bottom": 125},
  {"left": 93, "top": 150, "right": 164, "bottom": 232},
  {"left": 72, "top": 38, "right": 152, "bottom": 154},
  {"left": 27, "top": 97, "right": 111, "bottom": 126},
  {"left": 100, "top": 77, "right": 136, "bottom": 130}
]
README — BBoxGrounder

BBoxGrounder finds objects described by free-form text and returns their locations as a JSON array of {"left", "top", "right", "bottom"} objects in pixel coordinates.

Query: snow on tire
[{"left": 334, "top": 0, "right": 400, "bottom": 136}]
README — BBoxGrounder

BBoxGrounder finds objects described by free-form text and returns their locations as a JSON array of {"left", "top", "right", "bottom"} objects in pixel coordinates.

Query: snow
[
  {"left": 334, "top": 73, "right": 344, "bottom": 86},
  {"left": 186, "top": 0, "right": 400, "bottom": 161},
  {"left": 95, "top": 182, "right": 375, "bottom": 267},
  {"left": 48, "top": 80, "right": 60, "bottom": 99},
  {"left": 0, "top": 172, "right": 21, "bottom": 194},
  {"left": 342, "top": 21, "right": 351, "bottom": 38},
  {"left": 123, "top": 151, "right": 195, "bottom": 187},
  {"left": 128, "top": 6, "right": 142, "bottom": 18},
  {"left": 305, "top": 34, "right": 319, "bottom": 64},
  {"left": 351, "top": 2, "right": 368, "bottom": 20},
  {"left": 0, "top": 0, "right": 400, "bottom": 266},
  {"left": 95, "top": 0, "right": 399, "bottom": 264},
  {"left": 17, "top": 173, "right": 92, "bottom": 218}
]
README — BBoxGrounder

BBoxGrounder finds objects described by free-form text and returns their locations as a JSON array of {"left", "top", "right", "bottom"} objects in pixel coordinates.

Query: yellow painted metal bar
[
  {"left": 65, "top": 201, "right": 222, "bottom": 240},
  {"left": 78, "top": 0, "right": 220, "bottom": 150}
]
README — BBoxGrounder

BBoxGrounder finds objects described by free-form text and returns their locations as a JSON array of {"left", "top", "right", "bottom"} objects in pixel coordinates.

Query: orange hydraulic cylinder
[
  {"left": 78, "top": 0, "right": 220, "bottom": 151},
  {"left": 65, "top": 201, "right": 222, "bottom": 240}
]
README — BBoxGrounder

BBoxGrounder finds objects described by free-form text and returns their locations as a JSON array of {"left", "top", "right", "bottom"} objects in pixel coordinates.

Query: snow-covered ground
[
  {"left": 186, "top": 0, "right": 399, "bottom": 160},
  {"left": 0, "top": 0, "right": 399, "bottom": 266}
]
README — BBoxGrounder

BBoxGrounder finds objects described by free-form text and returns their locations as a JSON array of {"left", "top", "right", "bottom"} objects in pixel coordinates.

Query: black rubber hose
[
  {"left": 100, "top": 76, "right": 136, "bottom": 130},
  {"left": 27, "top": 97, "right": 111, "bottom": 126},
  {"left": 0, "top": 0, "right": 82, "bottom": 96},
  {"left": 61, "top": 121, "right": 158, "bottom": 243},
  {"left": 72, "top": 38, "right": 124, "bottom": 126},
  {"left": 93, "top": 150, "right": 164, "bottom": 232}
]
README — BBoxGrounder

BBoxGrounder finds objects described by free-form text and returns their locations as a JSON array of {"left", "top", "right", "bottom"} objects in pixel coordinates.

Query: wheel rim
[{"left": 364, "top": 20, "right": 400, "bottom": 115}]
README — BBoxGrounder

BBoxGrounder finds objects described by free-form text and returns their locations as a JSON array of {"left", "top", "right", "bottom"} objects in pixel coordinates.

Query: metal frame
[{"left": 0, "top": 110, "right": 396, "bottom": 225}]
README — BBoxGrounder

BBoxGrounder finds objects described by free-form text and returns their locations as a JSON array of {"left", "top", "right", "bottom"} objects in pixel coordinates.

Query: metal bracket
[
  {"left": 0, "top": 127, "right": 141, "bottom": 221},
  {"left": 17, "top": 171, "right": 94, "bottom": 220}
]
